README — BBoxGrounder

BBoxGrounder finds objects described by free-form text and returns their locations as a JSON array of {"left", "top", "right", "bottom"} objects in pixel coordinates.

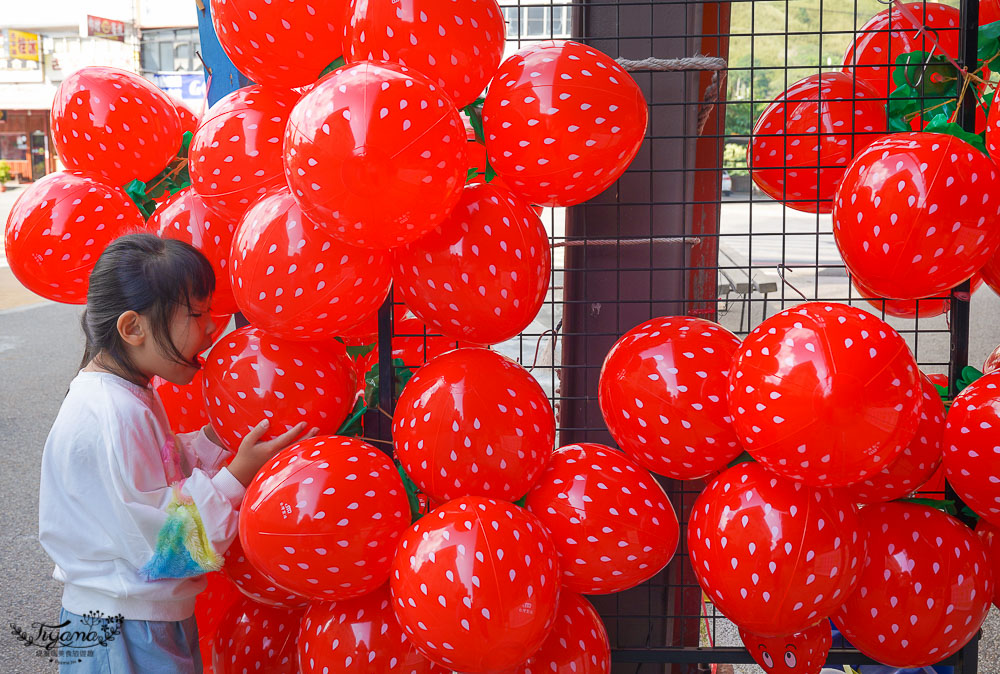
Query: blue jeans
[{"left": 56, "top": 607, "right": 202, "bottom": 673}]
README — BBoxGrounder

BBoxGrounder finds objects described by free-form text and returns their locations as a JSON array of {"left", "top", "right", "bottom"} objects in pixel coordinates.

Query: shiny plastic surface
[
  {"left": 942, "top": 371, "right": 1000, "bottom": 526},
  {"left": 975, "top": 518, "right": 1000, "bottom": 609},
  {"left": 984, "top": 343, "right": 1000, "bottom": 374},
  {"left": 240, "top": 436, "right": 410, "bottom": 601},
  {"left": 980, "top": 246, "right": 1000, "bottom": 299},
  {"left": 194, "top": 572, "right": 240, "bottom": 673},
  {"left": 749, "top": 73, "right": 886, "bottom": 214},
  {"left": 392, "top": 348, "right": 555, "bottom": 502},
  {"left": 222, "top": 536, "right": 309, "bottom": 609},
  {"left": 211, "top": 0, "right": 348, "bottom": 88},
  {"left": 230, "top": 188, "right": 391, "bottom": 340},
  {"left": 3, "top": 171, "right": 146, "bottom": 304},
  {"left": 738, "top": 621, "right": 832, "bottom": 674},
  {"left": 687, "top": 462, "right": 864, "bottom": 637},
  {"left": 153, "top": 371, "right": 212, "bottom": 435},
  {"left": 189, "top": 85, "right": 300, "bottom": 223},
  {"left": 51, "top": 66, "right": 183, "bottom": 185},
  {"left": 283, "top": 62, "right": 466, "bottom": 250},
  {"left": 729, "top": 302, "right": 922, "bottom": 487},
  {"left": 831, "top": 502, "right": 993, "bottom": 667},
  {"left": 501, "top": 591, "right": 611, "bottom": 674},
  {"left": 390, "top": 496, "right": 561, "bottom": 673},
  {"left": 343, "top": 0, "right": 506, "bottom": 108},
  {"left": 854, "top": 275, "right": 984, "bottom": 320},
  {"left": 297, "top": 583, "right": 447, "bottom": 674},
  {"left": 833, "top": 133, "right": 1000, "bottom": 300},
  {"left": 394, "top": 182, "right": 551, "bottom": 345},
  {"left": 853, "top": 374, "right": 944, "bottom": 504},
  {"left": 212, "top": 598, "right": 302, "bottom": 674},
  {"left": 150, "top": 186, "right": 240, "bottom": 314},
  {"left": 482, "top": 40, "right": 647, "bottom": 207},
  {"left": 598, "top": 316, "right": 743, "bottom": 480},
  {"left": 173, "top": 98, "right": 201, "bottom": 136},
  {"left": 524, "top": 443, "right": 679, "bottom": 595},
  {"left": 202, "top": 326, "right": 356, "bottom": 451},
  {"left": 843, "top": 3, "right": 960, "bottom": 98}
]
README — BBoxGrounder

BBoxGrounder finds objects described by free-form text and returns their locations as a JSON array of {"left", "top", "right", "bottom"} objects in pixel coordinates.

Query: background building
[{"left": 0, "top": 0, "right": 202, "bottom": 183}]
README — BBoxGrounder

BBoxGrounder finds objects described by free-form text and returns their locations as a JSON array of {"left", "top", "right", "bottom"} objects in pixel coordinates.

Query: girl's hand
[{"left": 227, "top": 419, "right": 320, "bottom": 487}]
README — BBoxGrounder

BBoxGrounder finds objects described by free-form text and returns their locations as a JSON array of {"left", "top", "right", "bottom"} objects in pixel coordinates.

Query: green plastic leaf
[
  {"left": 123, "top": 179, "right": 156, "bottom": 219},
  {"left": 397, "top": 462, "right": 424, "bottom": 523},
  {"left": 484, "top": 161, "right": 497, "bottom": 183},
  {"left": 335, "top": 396, "right": 368, "bottom": 437},
  {"left": 957, "top": 365, "right": 984, "bottom": 392},
  {"left": 462, "top": 98, "right": 487, "bottom": 144},
  {"left": 979, "top": 21, "right": 1000, "bottom": 62},
  {"left": 922, "top": 118, "right": 989, "bottom": 156},
  {"left": 514, "top": 495, "right": 527, "bottom": 508},
  {"left": 891, "top": 51, "right": 957, "bottom": 96},
  {"left": 346, "top": 342, "right": 376, "bottom": 359},
  {"left": 466, "top": 166, "right": 481, "bottom": 183},
  {"left": 318, "top": 55, "right": 346, "bottom": 79},
  {"left": 178, "top": 130, "right": 193, "bottom": 158}
]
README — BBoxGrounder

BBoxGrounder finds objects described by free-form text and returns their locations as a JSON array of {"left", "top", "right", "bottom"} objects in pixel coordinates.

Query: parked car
[{"left": 721, "top": 170, "right": 732, "bottom": 196}]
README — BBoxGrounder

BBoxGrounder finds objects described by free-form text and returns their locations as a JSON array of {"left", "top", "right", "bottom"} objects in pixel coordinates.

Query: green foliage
[
  {"left": 723, "top": 143, "right": 749, "bottom": 176},
  {"left": 0, "top": 160, "right": 11, "bottom": 184}
]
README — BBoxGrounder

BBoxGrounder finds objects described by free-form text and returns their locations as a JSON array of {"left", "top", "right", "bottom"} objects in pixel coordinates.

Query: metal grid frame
[{"left": 360, "top": 0, "right": 985, "bottom": 671}]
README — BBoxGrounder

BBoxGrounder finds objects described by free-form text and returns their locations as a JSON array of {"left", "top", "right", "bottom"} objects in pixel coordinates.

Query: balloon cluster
[
  {"left": 3, "top": 0, "right": 658, "bottom": 671},
  {"left": 598, "top": 304, "right": 997, "bottom": 673},
  {"left": 749, "top": 2, "right": 1000, "bottom": 318}
]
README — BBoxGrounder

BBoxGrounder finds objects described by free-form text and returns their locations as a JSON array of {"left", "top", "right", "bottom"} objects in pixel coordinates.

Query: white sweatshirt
[{"left": 38, "top": 371, "right": 246, "bottom": 621}]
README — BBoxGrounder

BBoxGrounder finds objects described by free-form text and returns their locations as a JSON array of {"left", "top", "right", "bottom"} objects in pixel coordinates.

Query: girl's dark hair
[{"left": 80, "top": 233, "right": 216, "bottom": 382}]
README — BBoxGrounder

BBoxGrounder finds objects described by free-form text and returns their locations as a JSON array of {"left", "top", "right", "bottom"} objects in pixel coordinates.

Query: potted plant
[{"left": 0, "top": 161, "right": 12, "bottom": 193}]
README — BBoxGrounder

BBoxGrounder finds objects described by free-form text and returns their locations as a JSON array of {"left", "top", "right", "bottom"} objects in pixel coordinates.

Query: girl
[{"left": 38, "top": 233, "right": 315, "bottom": 672}]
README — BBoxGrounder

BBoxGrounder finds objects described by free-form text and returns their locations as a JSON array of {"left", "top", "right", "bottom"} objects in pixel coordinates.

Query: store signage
[
  {"left": 87, "top": 15, "right": 126, "bottom": 42},
  {"left": 8, "top": 30, "right": 40, "bottom": 62}
]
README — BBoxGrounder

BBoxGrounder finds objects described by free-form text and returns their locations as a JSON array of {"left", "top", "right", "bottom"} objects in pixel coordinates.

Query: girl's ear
[{"left": 117, "top": 311, "right": 146, "bottom": 346}]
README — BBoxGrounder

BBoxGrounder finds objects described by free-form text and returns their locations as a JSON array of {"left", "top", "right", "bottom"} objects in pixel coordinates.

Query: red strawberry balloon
[
  {"left": 343, "top": 0, "right": 506, "bottom": 108},
  {"left": 153, "top": 371, "right": 212, "bottom": 434},
  {"left": 749, "top": 73, "right": 885, "bottom": 214},
  {"left": 4, "top": 171, "right": 146, "bottom": 304},
  {"left": 195, "top": 572, "right": 241, "bottom": 672},
  {"left": 524, "top": 443, "right": 679, "bottom": 594},
  {"left": 211, "top": 0, "right": 349, "bottom": 88},
  {"left": 831, "top": 502, "right": 994, "bottom": 667},
  {"left": 739, "top": 621, "right": 832, "bottom": 674},
  {"left": 980, "top": 246, "right": 1000, "bottom": 298},
  {"left": 853, "top": 374, "right": 945, "bottom": 504},
  {"left": 173, "top": 98, "right": 201, "bottom": 136},
  {"left": 501, "top": 592, "right": 611, "bottom": 674},
  {"left": 390, "top": 496, "right": 561, "bottom": 673},
  {"left": 297, "top": 583, "right": 446, "bottom": 674},
  {"left": 688, "top": 462, "right": 864, "bottom": 637},
  {"left": 190, "top": 85, "right": 300, "bottom": 223},
  {"left": 833, "top": 133, "right": 1000, "bottom": 300},
  {"left": 149, "top": 186, "right": 239, "bottom": 314},
  {"left": 240, "top": 436, "right": 411, "bottom": 601},
  {"left": 844, "top": 2, "right": 960, "bottom": 99},
  {"left": 975, "top": 518, "right": 1000, "bottom": 609},
  {"left": 393, "top": 348, "right": 555, "bottom": 503},
  {"left": 483, "top": 40, "right": 647, "bottom": 207},
  {"left": 394, "top": 182, "right": 551, "bottom": 345},
  {"left": 284, "top": 62, "right": 466, "bottom": 250},
  {"left": 729, "top": 302, "right": 921, "bottom": 487},
  {"left": 598, "top": 316, "right": 743, "bottom": 480},
  {"left": 984, "top": 343, "right": 1000, "bottom": 374},
  {"left": 854, "top": 275, "right": 984, "bottom": 320},
  {"left": 51, "top": 66, "right": 183, "bottom": 185},
  {"left": 212, "top": 598, "right": 301, "bottom": 674},
  {"left": 230, "top": 188, "right": 391, "bottom": 340},
  {"left": 942, "top": 371, "right": 1000, "bottom": 526},
  {"left": 202, "top": 327, "right": 356, "bottom": 451},
  {"left": 222, "top": 536, "right": 310, "bottom": 609}
]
